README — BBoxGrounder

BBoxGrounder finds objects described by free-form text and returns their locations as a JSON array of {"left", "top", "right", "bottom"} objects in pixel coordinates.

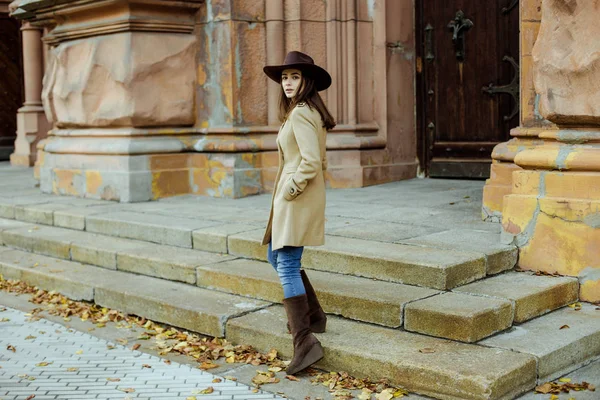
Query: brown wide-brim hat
[{"left": 263, "top": 51, "right": 332, "bottom": 91}]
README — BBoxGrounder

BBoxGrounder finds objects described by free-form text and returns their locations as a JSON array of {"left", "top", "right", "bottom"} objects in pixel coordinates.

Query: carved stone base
[
  {"left": 37, "top": 142, "right": 412, "bottom": 202},
  {"left": 10, "top": 105, "right": 49, "bottom": 167},
  {"left": 481, "top": 127, "right": 549, "bottom": 221},
  {"left": 502, "top": 134, "right": 600, "bottom": 302}
]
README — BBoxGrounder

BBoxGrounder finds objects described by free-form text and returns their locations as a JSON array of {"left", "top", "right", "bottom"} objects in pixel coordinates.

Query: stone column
[
  {"left": 481, "top": 0, "right": 554, "bottom": 222},
  {"left": 501, "top": 0, "right": 600, "bottom": 302},
  {"left": 9, "top": 21, "right": 49, "bottom": 166}
]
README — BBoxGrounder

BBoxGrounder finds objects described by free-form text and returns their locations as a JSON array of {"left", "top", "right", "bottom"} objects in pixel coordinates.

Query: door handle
[{"left": 447, "top": 10, "right": 473, "bottom": 61}]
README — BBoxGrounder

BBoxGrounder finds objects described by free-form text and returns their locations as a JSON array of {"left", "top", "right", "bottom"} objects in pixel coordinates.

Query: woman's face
[{"left": 281, "top": 68, "right": 302, "bottom": 99}]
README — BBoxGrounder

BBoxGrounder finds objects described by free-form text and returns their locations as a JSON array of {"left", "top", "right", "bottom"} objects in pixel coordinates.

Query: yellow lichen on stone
[
  {"left": 85, "top": 171, "right": 103, "bottom": 196},
  {"left": 580, "top": 279, "right": 600, "bottom": 303},
  {"left": 151, "top": 170, "right": 191, "bottom": 199},
  {"left": 53, "top": 169, "right": 82, "bottom": 196},
  {"left": 518, "top": 209, "right": 600, "bottom": 277}
]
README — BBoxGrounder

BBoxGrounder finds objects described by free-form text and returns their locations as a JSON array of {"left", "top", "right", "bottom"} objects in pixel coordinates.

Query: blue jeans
[{"left": 267, "top": 242, "right": 306, "bottom": 299}]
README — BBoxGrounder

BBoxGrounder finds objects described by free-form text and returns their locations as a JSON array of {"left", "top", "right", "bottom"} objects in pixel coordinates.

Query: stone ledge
[
  {"left": 197, "top": 258, "right": 440, "bottom": 328},
  {"left": 404, "top": 292, "right": 514, "bottom": 343},
  {"left": 226, "top": 306, "right": 537, "bottom": 400}
]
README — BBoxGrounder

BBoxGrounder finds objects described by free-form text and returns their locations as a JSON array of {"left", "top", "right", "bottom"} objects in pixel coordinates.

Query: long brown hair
[{"left": 278, "top": 73, "right": 336, "bottom": 130}]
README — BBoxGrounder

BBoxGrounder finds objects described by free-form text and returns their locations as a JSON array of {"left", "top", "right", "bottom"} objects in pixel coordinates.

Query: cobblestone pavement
[{"left": 0, "top": 306, "right": 282, "bottom": 400}]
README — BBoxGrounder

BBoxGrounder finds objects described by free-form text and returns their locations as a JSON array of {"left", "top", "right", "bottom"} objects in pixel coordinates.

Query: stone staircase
[{"left": 1, "top": 167, "right": 600, "bottom": 399}]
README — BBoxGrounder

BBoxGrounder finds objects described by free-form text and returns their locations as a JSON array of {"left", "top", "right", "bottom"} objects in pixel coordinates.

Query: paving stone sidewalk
[{"left": 0, "top": 306, "right": 282, "bottom": 400}]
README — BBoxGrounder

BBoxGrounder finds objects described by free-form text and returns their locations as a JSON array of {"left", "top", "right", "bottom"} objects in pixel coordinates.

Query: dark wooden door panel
[
  {"left": 417, "top": 0, "right": 519, "bottom": 178},
  {"left": 0, "top": 14, "right": 23, "bottom": 161}
]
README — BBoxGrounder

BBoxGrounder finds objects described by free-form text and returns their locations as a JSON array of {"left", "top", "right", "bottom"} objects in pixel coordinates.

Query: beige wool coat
[{"left": 262, "top": 103, "right": 327, "bottom": 251}]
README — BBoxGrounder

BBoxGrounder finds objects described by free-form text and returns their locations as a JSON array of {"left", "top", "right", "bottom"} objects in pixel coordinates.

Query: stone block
[
  {"left": 533, "top": 0, "right": 600, "bottom": 124},
  {"left": 229, "top": 230, "right": 486, "bottom": 290},
  {"left": 95, "top": 275, "right": 270, "bottom": 338},
  {"left": 14, "top": 203, "right": 72, "bottom": 225},
  {"left": 0, "top": 249, "right": 96, "bottom": 300},
  {"left": 197, "top": 259, "right": 440, "bottom": 327},
  {"left": 454, "top": 272, "right": 579, "bottom": 323},
  {"left": 481, "top": 303, "right": 600, "bottom": 382},
  {"left": 44, "top": 32, "right": 196, "bottom": 128},
  {"left": 85, "top": 211, "right": 219, "bottom": 248},
  {"left": 401, "top": 229, "right": 517, "bottom": 275},
  {"left": 0, "top": 219, "right": 31, "bottom": 240},
  {"left": 116, "top": 244, "right": 234, "bottom": 284},
  {"left": 70, "top": 233, "right": 144, "bottom": 270},
  {"left": 0, "top": 225, "right": 79, "bottom": 259},
  {"left": 192, "top": 223, "right": 260, "bottom": 253},
  {"left": 53, "top": 205, "right": 128, "bottom": 230},
  {"left": 404, "top": 292, "right": 513, "bottom": 343},
  {"left": 228, "top": 228, "right": 268, "bottom": 261},
  {"left": 227, "top": 307, "right": 537, "bottom": 400}
]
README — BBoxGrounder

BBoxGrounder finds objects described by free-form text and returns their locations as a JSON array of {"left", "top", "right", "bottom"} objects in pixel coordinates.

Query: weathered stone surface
[
  {"left": 95, "top": 274, "right": 270, "bottom": 338},
  {"left": 227, "top": 306, "right": 537, "bottom": 400},
  {"left": 482, "top": 303, "right": 600, "bottom": 381},
  {"left": 401, "top": 229, "right": 517, "bottom": 275},
  {"left": 85, "top": 211, "right": 219, "bottom": 248},
  {"left": 70, "top": 233, "right": 144, "bottom": 270},
  {"left": 53, "top": 204, "right": 118, "bottom": 230},
  {"left": 229, "top": 230, "right": 487, "bottom": 290},
  {"left": 404, "top": 292, "right": 513, "bottom": 343},
  {"left": 197, "top": 259, "right": 440, "bottom": 327},
  {"left": 44, "top": 32, "right": 196, "bottom": 128},
  {"left": 454, "top": 272, "right": 579, "bottom": 323},
  {"left": 0, "top": 218, "right": 31, "bottom": 235},
  {"left": 13, "top": 202, "right": 72, "bottom": 225},
  {"left": 117, "top": 244, "right": 234, "bottom": 284},
  {"left": 0, "top": 249, "right": 97, "bottom": 300},
  {"left": 533, "top": 0, "right": 600, "bottom": 125},
  {"left": 192, "top": 223, "right": 260, "bottom": 253},
  {"left": 327, "top": 220, "right": 444, "bottom": 242},
  {"left": 0, "top": 225, "right": 80, "bottom": 259}
]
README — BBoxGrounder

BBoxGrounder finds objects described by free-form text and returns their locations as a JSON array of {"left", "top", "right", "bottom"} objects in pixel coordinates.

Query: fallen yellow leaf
[
  {"left": 35, "top": 361, "right": 52, "bottom": 367},
  {"left": 199, "top": 361, "right": 219, "bottom": 370}
]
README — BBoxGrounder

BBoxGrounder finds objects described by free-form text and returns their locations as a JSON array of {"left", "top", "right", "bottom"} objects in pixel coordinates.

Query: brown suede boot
[
  {"left": 286, "top": 270, "right": 327, "bottom": 333},
  {"left": 301, "top": 270, "right": 327, "bottom": 332},
  {"left": 283, "top": 294, "right": 324, "bottom": 375}
]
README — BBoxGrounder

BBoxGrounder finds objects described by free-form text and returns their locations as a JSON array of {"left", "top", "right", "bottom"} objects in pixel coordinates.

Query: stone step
[
  {"left": 227, "top": 305, "right": 537, "bottom": 400},
  {"left": 481, "top": 302, "right": 600, "bottom": 383},
  {"left": 404, "top": 292, "right": 514, "bottom": 343},
  {"left": 0, "top": 218, "right": 578, "bottom": 342},
  {"left": 453, "top": 271, "right": 579, "bottom": 323},
  {"left": 197, "top": 258, "right": 440, "bottom": 328},
  {"left": 403, "top": 272, "right": 580, "bottom": 343},
  {"left": 228, "top": 229, "right": 496, "bottom": 290},
  {"left": 0, "top": 220, "right": 236, "bottom": 285},
  {"left": 1, "top": 202, "right": 517, "bottom": 291},
  {"left": 0, "top": 247, "right": 270, "bottom": 337}
]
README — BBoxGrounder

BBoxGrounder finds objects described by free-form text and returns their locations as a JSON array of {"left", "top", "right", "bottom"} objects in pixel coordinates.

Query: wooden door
[
  {"left": 416, "top": 0, "right": 519, "bottom": 178},
  {"left": 0, "top": 14, "right": 23, "bottom": 161}
]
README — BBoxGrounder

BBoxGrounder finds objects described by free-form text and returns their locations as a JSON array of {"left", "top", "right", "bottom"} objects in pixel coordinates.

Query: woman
[{"left": 261, "top": 51, "right": 335, "bottom": 375}]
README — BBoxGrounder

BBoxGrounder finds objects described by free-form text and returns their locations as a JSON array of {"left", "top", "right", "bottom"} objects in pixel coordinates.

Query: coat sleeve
[{"left": 284, "top": 106, "right": 322, "bottom": 200}]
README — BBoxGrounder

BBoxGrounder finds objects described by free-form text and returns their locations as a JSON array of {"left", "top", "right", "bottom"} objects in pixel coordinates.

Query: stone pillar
[
  {"left": 9, "top": 21, "right": 49, "bottom": 166},
  {"left": 481, "top": 0, "right": 554, "bottom": 222},
  {"left": 501, "top": 0, "right": 600, "bottom": 302}
]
